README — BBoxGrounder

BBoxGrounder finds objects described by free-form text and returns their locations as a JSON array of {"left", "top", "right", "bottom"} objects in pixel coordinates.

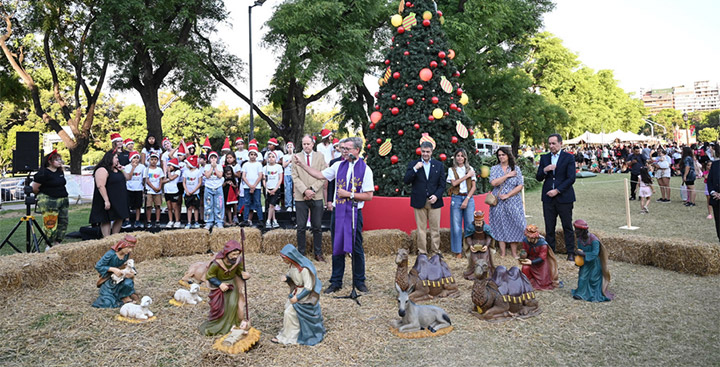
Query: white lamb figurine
[
  {"left": 174, "top": 283, "right": 203, "bottom": 305},
  {"left": 119, "top": 296, "right": 154, "bottom": 320},
  {"left": 111, "top": 259, "right": 137, "bottom": 284}
]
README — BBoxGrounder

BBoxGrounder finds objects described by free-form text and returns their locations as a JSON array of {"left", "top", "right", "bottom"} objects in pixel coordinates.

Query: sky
[{"left": 117, "top": 0, "right": 720, "bottom": 108}]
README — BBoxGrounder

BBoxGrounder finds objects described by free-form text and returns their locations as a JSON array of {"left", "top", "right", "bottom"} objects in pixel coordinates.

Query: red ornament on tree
[
  {"left": 423, "top": 19, "right": 430, "bottom": 26},
  {"left": 417, "top": 84, "right": 423, "bottom": 90},
  {"left": 451, "top": 136, "right": 458, "bottom": 144},
  {"left": 429, "top": 40, "right": 434, "bottom": 44},
  {"left": 439, "top": 153, "right": 447, "bottom": 161},
  {"left": 416, "top": 147, "right": 422, "bottom": 155},
  {"left": 406, "top": 98, "right": 414, "bottom": 106},
  {"left": 444, "top": 111, "right": 450, "bottom": 116},
  {"left": 393, "top": 72, "right": 400, "bottom": 79},
  {"left": 440, "top": 60, "right": 447, "bottom": 66},
  {"left": 438, "top": 51, "right": 446, "bottom": 59},
  {"left": 450, "top": 103, "right": 457, "bottom": 110},
  {"left": 397, "top": 26, "right": 405, "bottom": 34},
  {"left": 369, "top": 123, "right": 376, "bottom": 129},
  {"left": 437, "top": 11, "right": 443, "bottom": 16},
  {"left": 375, "top": 105, "right": 380, "bottom": 110},
  {"left": 428, "top": 115, "right": 435, "bottom": 121},
  {"left": 376, "top": 138, "right": 382, "bottom": 144},
  {"left": 456, "top": 107, "right": 462, "bottom": 112},
  {"left": 414, "top": 123, "right": 420, "bottom": 129},
  {"left": 391, "top": 94, "right": 397, "bottom": 100},
  {"left": 457, "top": 88, "right": 463, "bottom": 96},
  {"left": 390, "top": 155, "right": 399, "bottom": 164},
  {"left": 391, "top": 107, "right": 400, "bottom": 115},
  {"left": 374, "top": 185, "right": 379, "bottom": 191},
  {"left": 431, "top": 96, "right": 439, "bottom": 104},
  {"left": 384, "top": 59, "right": 390, "bottom": 65},
  {"left": 367, "top": 144, "right": 371, "bottom": 149},
  {"left": 374, "top": 92, "right": 379, "bottom": 98},
  {"left": 398, "top": 129, "right": 404, "bottom": 136},
  {"left": 468, "top": 129, "right": 474, "bottom": 135},
  {"left": 395, "top": 188, "right": 400, "bottom": 193},
  {"left": 404, "top": 84, "right": 408, "bottom": 87},
  {"left": 453, "top": 71, "right": 461, "bottom": 77},
  {"left": 404, "top": 51, "right": 410, "bottom": 56},
  {"left": 405, "top": 1, "right": 411, "bottom": 6},
  {"left": 430, "top": 60, "right": 438, "bottom": 68}
]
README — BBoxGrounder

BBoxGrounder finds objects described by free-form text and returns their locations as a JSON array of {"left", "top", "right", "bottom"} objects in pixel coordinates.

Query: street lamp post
[
  {"left": 248, "top": 0, "right": 267, "bottom": 141},
  {"left": 682, "top": 113, "right": 689, "bottom": 145}
]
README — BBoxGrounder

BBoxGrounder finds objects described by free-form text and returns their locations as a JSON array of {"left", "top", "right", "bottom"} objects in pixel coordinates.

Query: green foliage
[{"left": 697, "top": 127, "right": 719, "bottom": 143}]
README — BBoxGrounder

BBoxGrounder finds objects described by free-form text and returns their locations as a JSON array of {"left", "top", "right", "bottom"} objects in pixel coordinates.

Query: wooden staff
[{"left": 241, "top": 228, "right": 249, "bottom": 320}]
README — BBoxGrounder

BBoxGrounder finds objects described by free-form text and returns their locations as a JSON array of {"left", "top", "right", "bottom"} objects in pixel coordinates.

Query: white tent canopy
[{"left": 565, "top": 130, "right": 659, "bottom": 145}]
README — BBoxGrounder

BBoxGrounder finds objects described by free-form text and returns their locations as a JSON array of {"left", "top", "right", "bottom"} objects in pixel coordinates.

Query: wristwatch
[{"left": 350, "top": 192, "right": 355, "bottom": 200}]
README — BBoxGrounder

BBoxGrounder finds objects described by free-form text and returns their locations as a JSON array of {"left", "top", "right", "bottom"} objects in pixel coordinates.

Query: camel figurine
[
  {"left": 471, "top": 260, "right": 541, "bottom": 322},
  {"left": 395, "top": 248, "right": 459, "bottom": 303}
]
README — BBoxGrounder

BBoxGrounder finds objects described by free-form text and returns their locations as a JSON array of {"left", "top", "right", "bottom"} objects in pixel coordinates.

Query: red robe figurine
[{"left": 519, "top": 225, "right": 559, "bottom": 290}]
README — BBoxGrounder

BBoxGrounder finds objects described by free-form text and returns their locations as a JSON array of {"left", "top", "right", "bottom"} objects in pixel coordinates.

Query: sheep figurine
[
  {"left": 111, "top": 259, "right": 137, "bottom": 284},
  {"left": 119, "top": 296, "right": 154, "bottom": 320},
  {"left": 174, "top": 283, "right": 203, "bottom": 305}
]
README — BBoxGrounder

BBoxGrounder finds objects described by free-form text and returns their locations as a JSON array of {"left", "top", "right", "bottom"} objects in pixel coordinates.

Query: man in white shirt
[{"left": 294, "top": 137, "right": 374, "bottom": 294}]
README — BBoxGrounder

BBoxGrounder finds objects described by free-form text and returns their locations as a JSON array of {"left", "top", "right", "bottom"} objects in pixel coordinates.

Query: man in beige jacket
[{"left": 292, "top": 135, "right": 328, "bottom": 261}]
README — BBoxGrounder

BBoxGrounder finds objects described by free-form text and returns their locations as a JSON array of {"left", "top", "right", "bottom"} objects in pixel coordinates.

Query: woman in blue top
[{"left": 572, "top": 220, "right": 613, "bottom": 302}]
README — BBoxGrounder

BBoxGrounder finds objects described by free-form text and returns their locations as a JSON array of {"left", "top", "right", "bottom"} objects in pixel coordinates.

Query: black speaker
[{"left": 13, "top": 131, "right": 40, "bottom": 172}]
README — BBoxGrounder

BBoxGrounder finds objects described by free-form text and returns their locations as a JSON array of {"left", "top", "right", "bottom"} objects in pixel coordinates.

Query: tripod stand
[{"left": 0, "top": 182, "right": 51, "bottom": 253}]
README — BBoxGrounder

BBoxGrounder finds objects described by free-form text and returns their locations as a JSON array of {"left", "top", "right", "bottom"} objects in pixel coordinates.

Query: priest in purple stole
[{"left": 293, "top": 137, "right": 375, "bottom": 293}]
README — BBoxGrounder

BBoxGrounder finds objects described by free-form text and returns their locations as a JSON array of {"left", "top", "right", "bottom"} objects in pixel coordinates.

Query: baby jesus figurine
[{"left": 222, "top": 320, "right": 251, "bottom": 346}]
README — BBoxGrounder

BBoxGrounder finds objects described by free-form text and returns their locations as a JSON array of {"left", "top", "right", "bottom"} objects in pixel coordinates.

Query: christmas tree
[{"left": 365, "top": 0, "right": 481, "bottom": 196}]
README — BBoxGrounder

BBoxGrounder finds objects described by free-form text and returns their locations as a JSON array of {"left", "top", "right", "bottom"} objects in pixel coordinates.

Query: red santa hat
[
  {"left": 221, "top": 136, "right": 231, "bottom": 151},
  {"left": 110, "top": 133, "right": 123, "bottom": 143},
  {"left": 186, "top": 155, "right": 198, "bottom": 168},
  {"left": 248, "top": 145, "right": 259, "bottom": 153},
  {"left": 248, "top": 139, "right": 258, "bottom": 148},
  {"left": 168, "top": 158, "right": 180, "bottom": 168},
  {"left": 177, "top": 143, "right": 187, "bottom": 156},
  {"left": 162, "top": 137, "right": 170, "bottom": 145},
  {"left": 202, "top": 136, "right": 212, "bottom": 150},
  {"left": 208, "top": 150, "right": 219, "bottom": 159},
  {"left": 235, "top": 137, "right": 244, "bottom": 144},
  {"left": 123, "top": 138, "right": 134, "bottom": 147},
  {"left": 185, "top": 140, "right": 195, "bottom": 150},
  {"left": 267, "top": 137, "right": 279, "bottom": 146},
  {"left": 129, "top": 151, "right": 140, "bottom": 161},
  {"left": 321, "top": 129, "right": 332, "bottom": 140},
  {"left": 148, "top": 151, "right": 160, "bottom": 159},
  {"left": 332, "top": 138, "right": 339, "bottom": 146}
]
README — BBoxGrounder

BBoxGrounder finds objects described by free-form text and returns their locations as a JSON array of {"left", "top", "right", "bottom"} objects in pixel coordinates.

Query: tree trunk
[
  {"left": 511, "top": 130, "right": 521, "bottom": 158},
  {"left": 137, "top": 85, "right": 163, "bottom": 139},
  {"left": 68, "top": 137, "right": 89, "bottom": 174}
]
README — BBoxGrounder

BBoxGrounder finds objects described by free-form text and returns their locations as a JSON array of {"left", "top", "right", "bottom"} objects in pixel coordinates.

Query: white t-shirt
[
  {"left": 160, "top": 150, "right": 177, "bottom": 168},
  {"left": 263, "top": 163, "right": 283, "bottom": 190},
  {"left": 241, "top": 161, "right": 264, "bottom": 189},
  {"left": 317, "top": 143, "right": 335, "bottom": 164},
  {"left": 203, "top": 164, "right": 224, "bottom": 190},
  {"left": 264, "top": 149, "right": 283, "bottom": 163},
  {"left": 447, "top": 166, "right": 477, "bottom": 194},
  {"left": 142, "top": 147, "right": 162, "bottom": 163},
  {"left": 144, "top": 166, "right": 165, "bottom": 194},
  {"left": 164, "top": 169, "right": 181, "bottom": 194},
  {"left": 321, "top": 159, "right": 374, "bottom": 209},
  {"left": 124, "top": 163, "right": 146, "bottom": 191},
  {"left": 282, "top": 154, "right": 294, "bottom": 176},
  {"left": 183, "top": 168, "right": 203, "bottom": 194}
]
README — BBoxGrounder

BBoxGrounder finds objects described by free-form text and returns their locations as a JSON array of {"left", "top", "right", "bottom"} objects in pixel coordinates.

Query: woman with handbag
[
  {"left": 654, "top": 148, "right": 672, "bottom": 202},
  {"left": 447, "top": 149, "right": 476, "bottom": 258},
  {"left": 489, "top": 147, "right": 526, "bottom": 258}
]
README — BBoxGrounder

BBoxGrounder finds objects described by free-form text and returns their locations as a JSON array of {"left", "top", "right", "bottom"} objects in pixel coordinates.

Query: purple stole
[{"left": 333, "top": 159, "right": 367, "bottom": 256}]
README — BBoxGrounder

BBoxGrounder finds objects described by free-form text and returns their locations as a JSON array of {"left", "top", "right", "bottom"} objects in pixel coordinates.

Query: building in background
[{"left": 641, "top": 80, "right": 719, "bottom": 115}]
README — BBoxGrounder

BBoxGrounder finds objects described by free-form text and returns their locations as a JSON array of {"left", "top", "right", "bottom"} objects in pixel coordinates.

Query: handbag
[{"left": 484, "top": 190, "right": 498, "bottom": 206}]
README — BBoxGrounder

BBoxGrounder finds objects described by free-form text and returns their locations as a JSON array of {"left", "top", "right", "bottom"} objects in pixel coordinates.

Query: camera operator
[{"left": 31, "top": 149, "right": 69, "bottom": 248}]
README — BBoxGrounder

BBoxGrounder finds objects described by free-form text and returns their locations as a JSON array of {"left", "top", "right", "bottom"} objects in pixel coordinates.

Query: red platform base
[{"left": 363, "top": 194, "right": 490, "bottom": 234}]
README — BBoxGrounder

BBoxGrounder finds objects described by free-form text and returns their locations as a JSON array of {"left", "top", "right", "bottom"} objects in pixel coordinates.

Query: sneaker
[
  {"left": 133, "top": 222, "right": 142, "bottom": 229},
  {"left": 166, "top": 221, "right": 174, "bottom": 228},
  {"left": 275, "top": 205, "right": 281, "bottom": 211},
  {"left": 122, "top": 221, "right": 132, "bottom": 229},
  {"left": 656, "top": 198, "right": 664, "bottom": 202},
  {"left": 174, "top": 222, "right": 182, "bottom": 228},
  {"left": 216, "top": 223, "right": 224, "bottom": 229},
  {"left": 185, "top": 223, "right": 191, "bottom": 229},
  {"left": 266, "top": 221, "right": 271, "bottom": 229},
  {"left": 204, "top": 223, "right": 213, "bottom": 230},
  {"left": 144, "top": 222, "right": 150, "bottom": 229},
  {"left": 707, "top": 214, "right": 713, "bottom": 220},
  {"left": 153, "top": 222, "right": 159, "bottom": 228},
  {"left": 272, "top": 220, "right": 280, "bottom": 228},
  {"left": 192, "top": 222, "right": 201, "bottom": 229}
]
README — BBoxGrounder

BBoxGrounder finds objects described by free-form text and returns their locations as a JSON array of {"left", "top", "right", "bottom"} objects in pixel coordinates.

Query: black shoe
[
  {"left": 324, "top": 284, "right": 342, "bottom": 294},
  {"left": 355, "top": 283, "right": 368, "bottom": 293},
  {"left": 567, "top": 253, "right": 575, "bottom": 262},
  {"left": 629, "top": 197, "right": 636, "bottom": 201},
  {"left": 656, "top": 198, "right": 664, "bottom": 202}
]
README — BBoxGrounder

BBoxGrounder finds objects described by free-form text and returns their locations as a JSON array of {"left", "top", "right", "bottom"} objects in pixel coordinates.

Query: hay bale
[
  {"left": 208, "top": 227, "right": 262, "bottom": 253},
  {"left": 48, "top": 237, "right": 115, "bottom": 272},
  {"left": 649, "top": 239, "right": 720, "bottom": 276},
  {"left": 157, "top": 229, "right": 209, "bottom": 256},
  {"left": 0, "top": 253, "right": 65, "bottom": 291},
  {"left": 130, "top": 231, "right": 163, "bottom": 263},
  {"left": 363, "top": 229, "right": 411, "bottom": 256},
  {"left": 261, "top": 229, "right": 330, "bottom": 256},
  {"left": 410, "top": 228, "right": 451, "bottom": 254},
  {"left": 601, "top": 234, "right": 653, "bottom": 266}
]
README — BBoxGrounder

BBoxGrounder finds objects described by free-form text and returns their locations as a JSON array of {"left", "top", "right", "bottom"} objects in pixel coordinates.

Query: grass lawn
[
  {"left": 523, "top": 174, "right": 716, "bottom": 244},
  {"left": 0, "top": 204, "right": 90, "bottom": 256}
]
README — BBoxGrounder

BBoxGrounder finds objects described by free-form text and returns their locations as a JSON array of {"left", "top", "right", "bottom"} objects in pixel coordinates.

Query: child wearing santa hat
[
  {"left": 163, "top": 158, "right": 183, "bottom": 228},
  {"left": 183, "top": 155, "right": 203, "bottom": 229},
  {"left": 241, "top": 146, "right": 264, "bottom": 226},
  {"left": 141, "top": 134, "right": 162, "bottom": 166},
  {"left": 123, "top": 151, "right": 145, "bottom": 228},
  {"left": 203, "top": 151, "right": 225, "bottom": 229},
  {"left": 317, "top": 129, "right": 334, "bottom": 164},
  {"left": 118, "top": 138, "right": 134, "bottom": 166},
  {"left": 143, "top": 151, "right": 165, "bottom": 228}
]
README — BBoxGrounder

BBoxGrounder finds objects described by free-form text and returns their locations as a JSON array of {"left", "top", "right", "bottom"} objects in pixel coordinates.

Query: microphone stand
[{"left": 335, "top": 155, "right": 360, "bottom": 306}]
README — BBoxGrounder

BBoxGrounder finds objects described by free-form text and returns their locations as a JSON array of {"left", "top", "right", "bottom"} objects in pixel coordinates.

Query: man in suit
[
  {"left": 292, "top": 135, "right": 328, "bottom": 261},
  {"left": 626, "top": 146, "right": 646, "bottom": 200},
  {"left": 708, "top": 144, "right": 720, "bottom": 243},
  {"left": 536, "top": 133, "right": 577, "bottom": 261},
  {"left": 404, "top": 141, "right": 446, "bottom": 255}
]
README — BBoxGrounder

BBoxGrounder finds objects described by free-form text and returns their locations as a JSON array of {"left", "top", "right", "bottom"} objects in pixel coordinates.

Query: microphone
[{"left": 348, "top": 153, "right": 356, "bottom": 162}]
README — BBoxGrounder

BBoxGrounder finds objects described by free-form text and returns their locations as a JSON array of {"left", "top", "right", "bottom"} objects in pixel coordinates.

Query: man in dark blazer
[
  {"left": 536, "top": 133, "right": 577, "bottom": 261},
  {"left": 708, "top": 145, "right": 720, "bottom": 242},
  {"left": 404, "top": 141, "right": 446, "bottom": 255}
]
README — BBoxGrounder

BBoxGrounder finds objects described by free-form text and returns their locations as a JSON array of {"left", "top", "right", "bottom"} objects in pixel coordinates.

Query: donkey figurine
[{"left": 391, "top": 282, "right": 452, "bottom": 333}]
